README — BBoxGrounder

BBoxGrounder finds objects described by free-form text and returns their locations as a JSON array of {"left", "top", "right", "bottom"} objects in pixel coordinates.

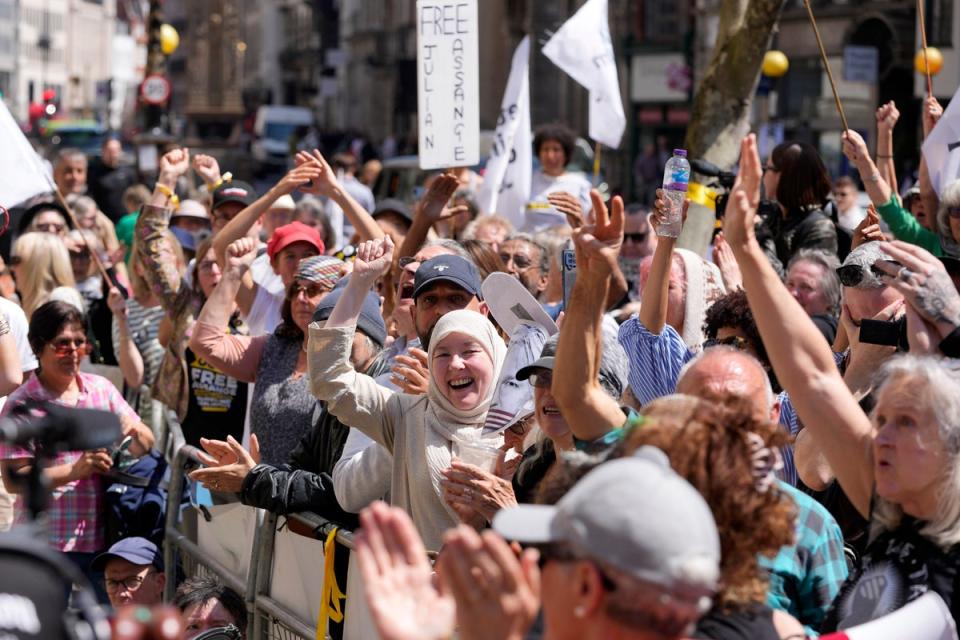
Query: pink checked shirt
[{"left": 0, "top": 372, "right": 138, "bottom": 552}]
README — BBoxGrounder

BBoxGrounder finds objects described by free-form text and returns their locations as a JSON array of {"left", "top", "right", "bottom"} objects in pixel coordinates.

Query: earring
[{"left": 574, "top": 606, "right": 586, "bottom": 618}]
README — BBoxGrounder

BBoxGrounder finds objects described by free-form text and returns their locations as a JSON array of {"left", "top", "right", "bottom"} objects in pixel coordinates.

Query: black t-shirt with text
[
  {"left": 182, "top": 346, "right": 249, "bottom": 446},
  {"left": 822, "top": 517, "right": 960, "bottom": 631}
]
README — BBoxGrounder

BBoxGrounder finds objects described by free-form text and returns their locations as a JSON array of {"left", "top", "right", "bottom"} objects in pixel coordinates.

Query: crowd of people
[{"left": 0, "top": 98, "right": 958, "bottom": 640}]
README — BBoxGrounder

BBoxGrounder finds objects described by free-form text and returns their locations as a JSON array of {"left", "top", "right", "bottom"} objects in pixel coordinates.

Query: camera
[{"left": 859, "top": 316, "right": 910, "bottom": 352}]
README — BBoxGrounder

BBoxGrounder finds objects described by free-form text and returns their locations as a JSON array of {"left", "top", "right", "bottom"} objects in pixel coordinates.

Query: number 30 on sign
[{"left": 140, "top": 74, "right": 171, "bottom": 106}]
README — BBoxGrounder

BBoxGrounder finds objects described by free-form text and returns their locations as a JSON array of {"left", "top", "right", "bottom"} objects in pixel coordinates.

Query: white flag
[
  {"left": 542, "top": 0, "right": 626, "bottom": 148},
  {"left": 0, "top": 101, "right": 53, "bottom": 206},
  {"left": 922, "top": 83, "right": 960, "bottom": 197},
  {"left": 477, "top": 36, "right": 531, "bottom": 228}
]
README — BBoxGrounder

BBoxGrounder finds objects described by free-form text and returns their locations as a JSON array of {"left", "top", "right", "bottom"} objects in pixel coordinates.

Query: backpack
[{"left": 103, "top": 451, "right": 172, "bottom": 547}]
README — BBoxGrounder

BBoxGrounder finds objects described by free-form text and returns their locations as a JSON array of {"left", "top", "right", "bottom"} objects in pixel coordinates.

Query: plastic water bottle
[{"left": 660, "top": 149, "right": 690, "bottom": 238}]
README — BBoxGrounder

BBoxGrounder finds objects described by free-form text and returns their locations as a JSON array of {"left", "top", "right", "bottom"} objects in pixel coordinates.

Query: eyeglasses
[
  {"left": 105, "top": 570, "right": 154, "bottom": 593},
  {"left": 499, "top": 252, "right": 535, "bottom": 271},
  {"left": 623, "top": 232, "right": 648, "bottom": 243},
  {"left": 534, "top": 544, "right": 617, "bottom": 591},
  {"left": 527, "top": 370, "right": 553, "bottom": 389},
  {"left": 49, "top": 337, "right": 90, "bottom": 356},
  {"left": 8, "top": 256, "right": 21, "bottom": 266},
  {"left": 291, "top": 281, "right": 332, "bottom": 299},
  {"left": 702, "top": 335, "right": 751, "bottom": 351},
  {"left": 70, "top": 251, "right": 91, "bottom": 261},
  {"left": 35, "top": 222, "right": 65, "bottom": 233},
  {"left": 763, "top": 165, "right": 779, "bottom": 174},
  {"left": 948, "top": 207, "right": 960, "bottom": 219}
]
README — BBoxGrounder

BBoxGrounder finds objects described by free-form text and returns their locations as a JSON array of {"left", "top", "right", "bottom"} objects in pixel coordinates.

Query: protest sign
[
  {"left": 0, "top": 101, "right": 53, "bottom": 207},
  {"left": 922, "top": 83, "right": 960, "bottom": 197},
  {"left": 416, "top": 0, "right": 480, "bottom": 170},
  {"left": 542, "top": 0, "right": 626, "bottom": 148},
  {"left": 476, "top": 36, "right": 531, "bottom": 226}
]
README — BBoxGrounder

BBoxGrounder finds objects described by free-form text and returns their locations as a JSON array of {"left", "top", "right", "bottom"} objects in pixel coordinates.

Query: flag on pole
[
  {"left": 542, "top": 0, "right": 626, "bottom": 149},
  {"left": 0, "top": 101, "right": 53, "bottom": 207},
  {"left": 922, "top": 84, "right": 960, "bottom": 197},
  {"left": 477, "top": 36, "right": 532, "bottom": 228}
]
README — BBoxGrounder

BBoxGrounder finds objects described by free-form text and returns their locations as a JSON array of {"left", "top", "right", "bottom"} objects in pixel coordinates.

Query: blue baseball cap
[
  {"left": 312, "top": 282, "right": 388, "bottom": 347},
  {"left": 413, "top": 255, "right": 482, "bottom": 300},
  {"left": 91, "top": 536, "right": 163, "bottom": 572}
]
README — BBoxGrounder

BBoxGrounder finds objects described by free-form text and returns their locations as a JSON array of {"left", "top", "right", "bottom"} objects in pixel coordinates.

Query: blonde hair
[{"left": 13, "top": 232, "right": 77, "bottom": 318}]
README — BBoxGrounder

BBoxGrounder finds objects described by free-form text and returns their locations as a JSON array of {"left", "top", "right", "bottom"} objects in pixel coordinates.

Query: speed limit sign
[{"left": 140, "top": 74, "right": 171, "bottom": 105}]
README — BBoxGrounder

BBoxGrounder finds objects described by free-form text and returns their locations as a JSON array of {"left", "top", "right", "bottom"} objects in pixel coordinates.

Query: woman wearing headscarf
[
  {"left": 189, "top": 240, "right": 349, "bottom": 464},
  {"left": 309, "top": 237, "right": 507, "bottom": 550}
]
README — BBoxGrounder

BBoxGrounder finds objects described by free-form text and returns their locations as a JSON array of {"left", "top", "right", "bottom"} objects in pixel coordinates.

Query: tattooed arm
[{"left": 872, "top": 241, "right": 960, "bottom": 339}]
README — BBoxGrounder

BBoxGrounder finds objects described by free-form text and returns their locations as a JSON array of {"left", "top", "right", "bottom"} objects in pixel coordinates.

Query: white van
[{"left": 251, "top": 106, "right": 314, "bottom": 171}]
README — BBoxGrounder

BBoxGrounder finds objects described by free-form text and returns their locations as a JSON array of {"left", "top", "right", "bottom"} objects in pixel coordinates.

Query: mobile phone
[
  {"left": 561, "top": 249, "right": 576, "bottom": 310},
  {"left": 111, "top": 435, "right": 133, "bottom": 466}
]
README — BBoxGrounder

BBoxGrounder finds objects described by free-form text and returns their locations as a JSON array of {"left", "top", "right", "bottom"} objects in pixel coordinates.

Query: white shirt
[
  {"left": 524, "top": 169, "right": 593, "bottom": 232},
  {"left": 837, "top": 205, "right": 867, "bottom": 232}
]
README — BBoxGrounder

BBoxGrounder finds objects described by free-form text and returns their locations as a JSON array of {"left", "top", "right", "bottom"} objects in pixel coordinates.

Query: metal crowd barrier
[{"left": 160, "top": 409, "right": 357, "bottom": 640}]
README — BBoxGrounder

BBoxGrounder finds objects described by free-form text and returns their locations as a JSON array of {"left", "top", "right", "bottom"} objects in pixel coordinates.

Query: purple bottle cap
[{"left": 673, "top": 149, "right": 687, "bottom": 157}]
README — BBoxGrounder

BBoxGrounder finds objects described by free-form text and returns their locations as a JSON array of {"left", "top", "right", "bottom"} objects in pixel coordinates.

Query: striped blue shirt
[{"left": 618, "top": 317, "right": 800, "bottom": 485}]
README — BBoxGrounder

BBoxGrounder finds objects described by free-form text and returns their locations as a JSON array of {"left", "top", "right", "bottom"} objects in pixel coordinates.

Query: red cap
[{"left": 266, "top": 221, "right": 324, "bottom": 259}]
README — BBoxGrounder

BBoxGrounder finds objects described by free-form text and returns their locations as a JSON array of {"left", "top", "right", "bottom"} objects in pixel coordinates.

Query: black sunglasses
[
  {"left": 703, "top": 335, "right": 751, "bottom": 351},
  {"left": 624, "top": 232, "right": 648, "bottom": 243}
]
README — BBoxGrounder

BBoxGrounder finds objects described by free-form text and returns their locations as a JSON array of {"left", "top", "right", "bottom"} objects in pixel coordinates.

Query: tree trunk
[{"left": 678, "top": 0, "right": 787, "bottom": 254}]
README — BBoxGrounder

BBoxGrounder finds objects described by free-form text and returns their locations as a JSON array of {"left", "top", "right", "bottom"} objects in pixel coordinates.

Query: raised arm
[
  {"left": 726, "top": 134, "right": 874, "bottom": 517},
  {"left": 108, "top": 287, "right": 144, "bottom": 388},
  {"left": 211, "top": 164, "right": 323, "bottom": 315},
  {"left": 296, "top": 150, "right": 384, "bottom": 243},
  {"left": 843, "top": 130, "right": 940, "bottom": 254},
  {"left": 189, "top": 238, "right": 264, "bottom": 383},
  {"left": 396, "top": 173, "right": 461, "bottom": 261},
  {"left": 638, "top": 189, "right": 685, "bottom": 334},
  {"left": 136, "top": 149, "right": 191, "bottom": 312},
  {"left": 875, "top": 101, "right": 899, "bottom": 195},
  {"left": 552, "top": 190, "right": 628, "bottom": 442}
]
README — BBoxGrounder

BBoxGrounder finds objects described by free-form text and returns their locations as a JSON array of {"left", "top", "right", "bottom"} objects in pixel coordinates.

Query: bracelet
[
  {"left": 207, "top": 172, "right": 233, "bottom": 192},
  {"left": 155, "top": 183, "right": 180, "bottom": 209}
]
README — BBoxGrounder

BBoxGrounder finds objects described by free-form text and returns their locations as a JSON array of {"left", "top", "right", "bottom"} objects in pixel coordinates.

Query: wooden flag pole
[
  {"left": 802, "top": 0, "right": 849, "bottom": 132},
  {"left": 917, "top": 0, "right": 933, "bottom": 96},
  {"left": 51, "top": 186, "right": 114, "bottom": 285},
  {"left": 593, "top": 142, "right": 602, "bottom": 185}
]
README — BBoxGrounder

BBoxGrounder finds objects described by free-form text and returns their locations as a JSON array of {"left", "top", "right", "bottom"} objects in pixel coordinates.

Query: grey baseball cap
[{"left": 493, "top": 447, "right": 720, "bottom": 598}]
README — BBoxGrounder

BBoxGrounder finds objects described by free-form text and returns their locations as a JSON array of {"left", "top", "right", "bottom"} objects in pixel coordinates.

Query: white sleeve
[
  {"left": 243, "top": 287, "right": 283, "bottom": 337},
  {"left": 332, "top": 428, "right": 392, "bottom": 513},
  {"left": 1, "top": 299, "right": 36, "bottom": 372}
]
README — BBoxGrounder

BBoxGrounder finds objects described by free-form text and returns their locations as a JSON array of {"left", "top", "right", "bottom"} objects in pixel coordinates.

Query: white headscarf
[{"left": 421, "top": 309, "right": 506, "bottom": 514}]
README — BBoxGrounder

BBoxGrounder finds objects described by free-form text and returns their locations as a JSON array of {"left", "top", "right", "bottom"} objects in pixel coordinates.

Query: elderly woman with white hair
[{"left": 727, "top": 132, "right": 960, "bottom": 630}]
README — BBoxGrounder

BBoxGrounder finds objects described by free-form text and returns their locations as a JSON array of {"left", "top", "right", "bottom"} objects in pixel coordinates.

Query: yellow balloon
[
  {"left": 915, "top": 47, "right": 944, "bottom": 76},
  {"left": 160, "top": 24, "right": 179, "bottom": 56},
  {"left": 762, "top": 50, "right": 789, "bottom": 78}
]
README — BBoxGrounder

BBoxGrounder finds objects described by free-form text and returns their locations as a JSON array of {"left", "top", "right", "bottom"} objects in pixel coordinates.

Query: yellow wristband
[
  {"left": 207, "top": 172, "right": 233, "bottom": 192},
  {"left": 156, "top": 183, "right": 180, "bottom": 209}
]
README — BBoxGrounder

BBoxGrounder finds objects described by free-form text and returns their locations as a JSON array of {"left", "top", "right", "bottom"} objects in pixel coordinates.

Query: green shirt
[{"left": 876, "top": 194, "right": 942, "bottom": 256}]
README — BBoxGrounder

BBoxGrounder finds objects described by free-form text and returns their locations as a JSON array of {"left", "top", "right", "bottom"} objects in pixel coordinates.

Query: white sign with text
[{"left": 416, "top": 0, "right": 480, "bottom": 169}]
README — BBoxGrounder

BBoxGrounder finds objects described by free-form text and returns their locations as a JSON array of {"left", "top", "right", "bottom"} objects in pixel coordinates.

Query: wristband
[
  {"left": 207, "top": 172, "right": 233, "bottom": 192},
  {"left": 155, "top": 183, "right": 180, "bottom": 209}
]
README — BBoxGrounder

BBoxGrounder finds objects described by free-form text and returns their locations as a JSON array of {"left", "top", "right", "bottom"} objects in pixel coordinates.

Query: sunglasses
[
  {"left": 70, "top": 250, "right": 91, "bottom": 260},
  {"left": 623, "top": 232, "right": 648, "bottom": 243},
  {"left": 527, "top": 370, "right": 553, "bottom": 389},
  {"left": 702, "top": 335, "right": 751, "bottom": 351},
  {"left": 291, "top": 281, "right": 333, "bottom": 299},
  {"left": 836, "top": 261, "right": 902, "bottom": 288},
  {"left": 398, "top": 256, "right": 420, "bottom": 269},
  {"left": 36, "top": 222, "right": 65, "bottom": 233},
  {"left": 948, "top": 207, "right": 960, "bottom": 219},
  {"left": 49, "top": 337, "right": 90, "bottom": 356},
  {"left": 763, "top": 165, "right": 779, "bottom": 173},
  {"left": 8, "top": 256, "right": 21, "bottom": 266}
]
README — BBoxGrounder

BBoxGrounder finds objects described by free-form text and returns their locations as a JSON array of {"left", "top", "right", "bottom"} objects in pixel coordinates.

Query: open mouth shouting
[{"left": 449, "top": 377, "right": 475, "bottom": 391}]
